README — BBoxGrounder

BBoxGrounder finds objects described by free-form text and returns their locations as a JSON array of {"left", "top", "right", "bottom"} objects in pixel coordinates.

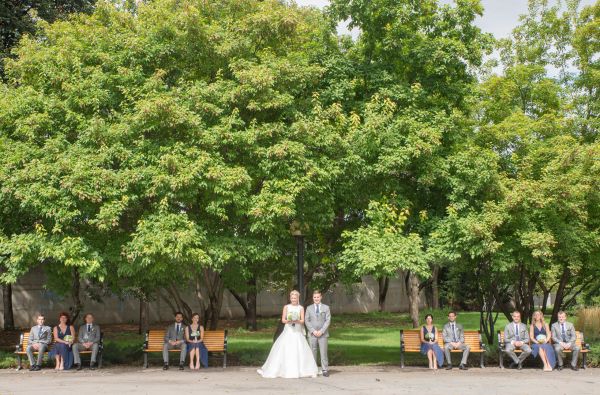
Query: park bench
[
  {"left": 400, "top": 329, "right": 487, "bottom": 368},
  {"left": 15, "top": 331, "right": 104, "bottom": 370},
  {"left": 143, "top": 329, "right": 228, "bottom": 368},
  {"left": 497, "top": 330, "right": 590, "bottom": 369}
]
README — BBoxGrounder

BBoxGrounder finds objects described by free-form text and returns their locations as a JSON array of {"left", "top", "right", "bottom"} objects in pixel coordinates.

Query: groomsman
[
  {"left": 26, "top": 314, "right": 52, "bottom": 371},
  {"left": 551, "top": 311, "right": 580, "bottom": 371},
  {"left": 504, "top": 311, "right": 531, "bottom": 369},
  {"left": 305, "top": 290, "right": 331, "bottom": 377},
  {"left": 73, "top": 313, "right": 101, "bottom": 370},
  {"left": 163, "top": 311, "right": 187, "bottom": 370},
  {"left": 442, "top": 311, "right": 470, "bottom": 370}
]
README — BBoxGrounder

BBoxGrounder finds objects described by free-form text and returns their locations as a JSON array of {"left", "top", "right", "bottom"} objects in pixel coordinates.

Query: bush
[{"left": 576, "top": 307, "right": 600, "bottom": 340}]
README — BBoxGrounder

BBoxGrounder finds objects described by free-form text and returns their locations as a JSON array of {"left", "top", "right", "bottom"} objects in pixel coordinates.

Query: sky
[{"left": 295, "top": 0, "right": 597, "bottom": 40}]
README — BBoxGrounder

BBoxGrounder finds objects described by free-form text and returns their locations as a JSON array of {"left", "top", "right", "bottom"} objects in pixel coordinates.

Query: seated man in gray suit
[
  {"left": 551, "top": 311, "right": 580, "bottom": 371},
  {"left": 305, "top": 290, "right": 331, "bottom": 377},
  {"left": 26, "top": 314, "right": 52, "bottom": 371},
  {"left": 504, "top": 310, "right": 532, "bottom": 369},
  {"left": 163, "top": 311, "right": 187, "bottom": 370},
  {"left": 73, "top": 313, "right": 101, "bottom": 371},
  {"left": 443, "top": 311, "right": 470, "bottom": 370}
]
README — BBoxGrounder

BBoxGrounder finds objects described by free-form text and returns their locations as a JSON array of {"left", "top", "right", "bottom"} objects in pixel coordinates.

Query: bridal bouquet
[
  {"left": 190, "top": 330, "right": 200, "bottom": 340},
  {"left": 287, "top": 311, "right": 300, "bottom": 326},
  {"left": 425, "top": 333, "right": 435, "bottom": 342},
  {"left": 536, "top": 334, "right": 547, "bottom": 344},
  {"left": 64, "top": 335, "right": 74, "bottom": 344}
]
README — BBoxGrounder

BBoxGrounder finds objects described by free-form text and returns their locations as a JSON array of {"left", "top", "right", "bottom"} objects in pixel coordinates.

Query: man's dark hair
[{"left": 174, "top": 311, "right": 183, "bottom": 316}]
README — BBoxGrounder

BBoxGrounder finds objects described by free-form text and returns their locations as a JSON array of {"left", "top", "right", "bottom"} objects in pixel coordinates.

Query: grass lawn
[{"left": 2, "top": 310, "right": 597, "bottom": 368}]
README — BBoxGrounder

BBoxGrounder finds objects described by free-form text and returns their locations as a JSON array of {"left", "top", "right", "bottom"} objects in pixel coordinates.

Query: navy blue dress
[
  {"left": 186, "top": 325, "right": 209, "bottom": 368},
  {"left": 420, "top": 326, "right": 444, "bottom": 368},
  {"left": 531, "top": 325, "right": 556, "bottom": 368},
  {"left": 49, "top": 325, "right": 74, "bottom": 369}
]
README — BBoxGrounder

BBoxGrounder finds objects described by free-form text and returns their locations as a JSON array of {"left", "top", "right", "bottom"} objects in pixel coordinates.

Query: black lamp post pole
[{"left": 296, "top": 234, "right": 304, "bottom": 300}]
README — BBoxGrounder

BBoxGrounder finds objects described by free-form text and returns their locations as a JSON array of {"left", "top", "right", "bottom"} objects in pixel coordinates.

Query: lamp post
[{"left": 290, "top": 221, "right": 305, "bottom": 300}]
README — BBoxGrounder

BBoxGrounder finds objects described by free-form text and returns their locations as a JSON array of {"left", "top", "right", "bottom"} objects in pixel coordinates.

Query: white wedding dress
[{"left": 257, "top": 304, "right": 318, "bottom": 378}]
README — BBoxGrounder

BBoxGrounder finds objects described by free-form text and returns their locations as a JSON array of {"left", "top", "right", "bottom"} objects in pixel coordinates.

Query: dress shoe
[
  {"left": 557, "top": 365, "right": 563, "bottom": 371},
  {"left": 517, "top": 363, "right": 523, "bottom": 370},
  {"left": 163, "top": 364, "right": 169, "bottom": 370},
  {"left": 571, "top": 365, "right": 579, "bottom": 371},
  {"left": 179, "top": 363, "right": 185, "bottom": 371},
  {"left": 445, "top": 364, "right": 453, "bottom": 370},
  {"left": 322, "top": 370, "right": 329, "bottom": 377},
  {"left": 34, "top": 365, "right": 41, "bottom": 371},
  {"left": 509, "top": 362, "right": 518, "bottom": 369},
  {"left": 29, "top": 365, "right": 36, "bottom": 371},
  {"left": 90, "top": 362, "right": 97, "bottom": 370},
  {"left": 459, "top": 364, "right": 468, "bottom": 370},
  {"left": 75, "top": 363, "right": 82, "bottom": 371}
]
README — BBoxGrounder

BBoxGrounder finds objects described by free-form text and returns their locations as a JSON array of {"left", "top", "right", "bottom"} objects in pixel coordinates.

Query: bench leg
[
  {"left": 583, "top": 353, "right": 587, "bottom": 369},
  {"left": 480, "top": 352, "right": 485, "bottom": 369},
  {"left": 98, "top": 352, "right": 103, "bottom": 369},
  {"left": 223, "top": 351, "right": 227, "bottom": 368},
  {"left": 16, "top": 355, "right": 22, "bottom": 371},
  {"left": 143, "top": 353, "right": 148, "bottom": 369},
  {"left": 499, "top": 351, "right": 504, "bottom": 369},
  {"left": 400, "top": 350, "right": 405, "bottom": 369}
]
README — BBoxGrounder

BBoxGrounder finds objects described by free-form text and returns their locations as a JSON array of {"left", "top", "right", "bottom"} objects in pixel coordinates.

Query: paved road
[{"left": 0, "top": 366, "right": 598, "bottom": 394}]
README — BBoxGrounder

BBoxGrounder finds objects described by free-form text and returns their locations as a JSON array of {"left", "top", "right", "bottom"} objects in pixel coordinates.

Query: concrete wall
[{"left": 0, "top": 267, "right": 420, "bottom": 328}]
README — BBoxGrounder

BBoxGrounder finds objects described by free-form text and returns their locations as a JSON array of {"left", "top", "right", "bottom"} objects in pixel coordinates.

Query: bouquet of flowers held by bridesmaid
[
  {"left": 64, "top": 335, "right": 74, "bottom": 345},
  {"left": 425, "top": 332, "right": 435, "bottom": 342},
  {"left": 536, "top": 334, "right": 547, "bottom": 344},
  {"left": 287, "top": 310, "right": 300, "bottom": 327},
  {"left": 190, "top": 330, "right": 200, "bottom": 341}
]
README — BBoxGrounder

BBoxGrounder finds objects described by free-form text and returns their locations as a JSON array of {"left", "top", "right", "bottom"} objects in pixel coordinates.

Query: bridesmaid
[
  {"left": 185, "top": 313, "right": 208, "bottom": 369},
  {"left": 420, "top": 314, "right": 444, "bottom": 370},
  {"left": 49, "top": 312, "right": 75, "bottom": 370},
  {"left": 530, "top": 310, "right": 556, "bottom": 371}
]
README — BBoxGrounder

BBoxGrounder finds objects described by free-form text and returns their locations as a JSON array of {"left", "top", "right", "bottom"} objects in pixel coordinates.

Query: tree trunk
[
  {"left": 431, "top": 265, "right": 440, "bottom": 309},
  {"left": 2, "top": 283, "right": 15, "bottom": 330},
  {"left": 228, "top": 276, "right": 258, "bottom": 331},
  {"left": 70, "top": 268, "right": 83, "bottom": 325},
  {"left": 139, "top": 298, "right": 149, "bottom": 335},
  {"left": 407, "top": 271, "right": 420, "bottom": 328},
  {"left": 199, "top": 268, "right": 224, "bottom": 330},
  {"left": 378, "top": 276, "right": 390, "bottom": 312},
  {"left": 551, "top": 266, "right": 570, "bottom": 324},
  {"left": 246, "top": 276, "right": 258, "bottom": 331}
]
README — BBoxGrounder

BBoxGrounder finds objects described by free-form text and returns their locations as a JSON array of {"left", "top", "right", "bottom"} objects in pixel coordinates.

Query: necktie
[
  {"left": 561, "top": 324, "right": 567, "bottom": 342},
  {"left": 452, "top": 324, "right": 457, "bottom": 342},
  {"left": 38, "top": 326, "right": 42, "bottom": 337},
  {"left": 176, "top": 324, "right": 180, "bottom": 333},
  {"left": 88, "top": 325, "right": 91, "bottom": 332},
  {"left": 515, "top": 324, "right": 520, "bottom": 341},
  {"left": 316, "top": 304, "right": 320, "bottom": 314}
]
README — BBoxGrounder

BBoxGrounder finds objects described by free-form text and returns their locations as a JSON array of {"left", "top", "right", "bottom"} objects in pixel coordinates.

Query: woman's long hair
[{"left": 532, "top": 310, "right": 545, "bottom": 326}]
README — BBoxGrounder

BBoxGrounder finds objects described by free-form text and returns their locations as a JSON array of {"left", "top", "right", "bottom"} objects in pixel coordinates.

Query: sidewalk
[{"left": 0, "top": 366, "right": 598, "bottom": 394}]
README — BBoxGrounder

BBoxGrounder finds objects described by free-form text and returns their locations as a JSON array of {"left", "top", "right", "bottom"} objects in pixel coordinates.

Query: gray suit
[
  {"left": 73, "top": 323, "right": 101, "bottom": 364},
  {"left": 26, "top": 325, "right": 52, "bottom": 366},
  {"left": 504, "top": 322, "right": 532, "bottom": 364},
  {"left": 163, "top": 323, "right": 187, "bottom": 364},
  {"left": 305, "top": 303, "right": 331, "bottom": 372},
  {"left": 551, "top": 321, "right": 579, "bottom": 367},
  {"left": 442, "top": 322, "right": 470, "bottom": 365}
]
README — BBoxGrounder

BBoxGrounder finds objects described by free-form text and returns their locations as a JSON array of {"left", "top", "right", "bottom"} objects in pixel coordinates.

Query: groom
[{"left": 305, "top": 290, "right": 331, "bottom": 377}]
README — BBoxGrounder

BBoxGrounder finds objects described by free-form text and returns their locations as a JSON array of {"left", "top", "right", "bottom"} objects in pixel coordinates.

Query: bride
[{"left": 257, "top": 290, "right": 318, "bottom": 378}]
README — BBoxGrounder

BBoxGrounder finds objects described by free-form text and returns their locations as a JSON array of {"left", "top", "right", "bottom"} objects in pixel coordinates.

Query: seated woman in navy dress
[
  {"left": 530, "top": 310, "right": 556, "bottom": 371},
  {"left": 185, "top": 313, "right": 208, "bottom": 369},
  {"left": 49, "top": 312, "right": 75, "bottom": 370},
  {"left": 420, "top": 314, "right": 444, "bottom": 370}
]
